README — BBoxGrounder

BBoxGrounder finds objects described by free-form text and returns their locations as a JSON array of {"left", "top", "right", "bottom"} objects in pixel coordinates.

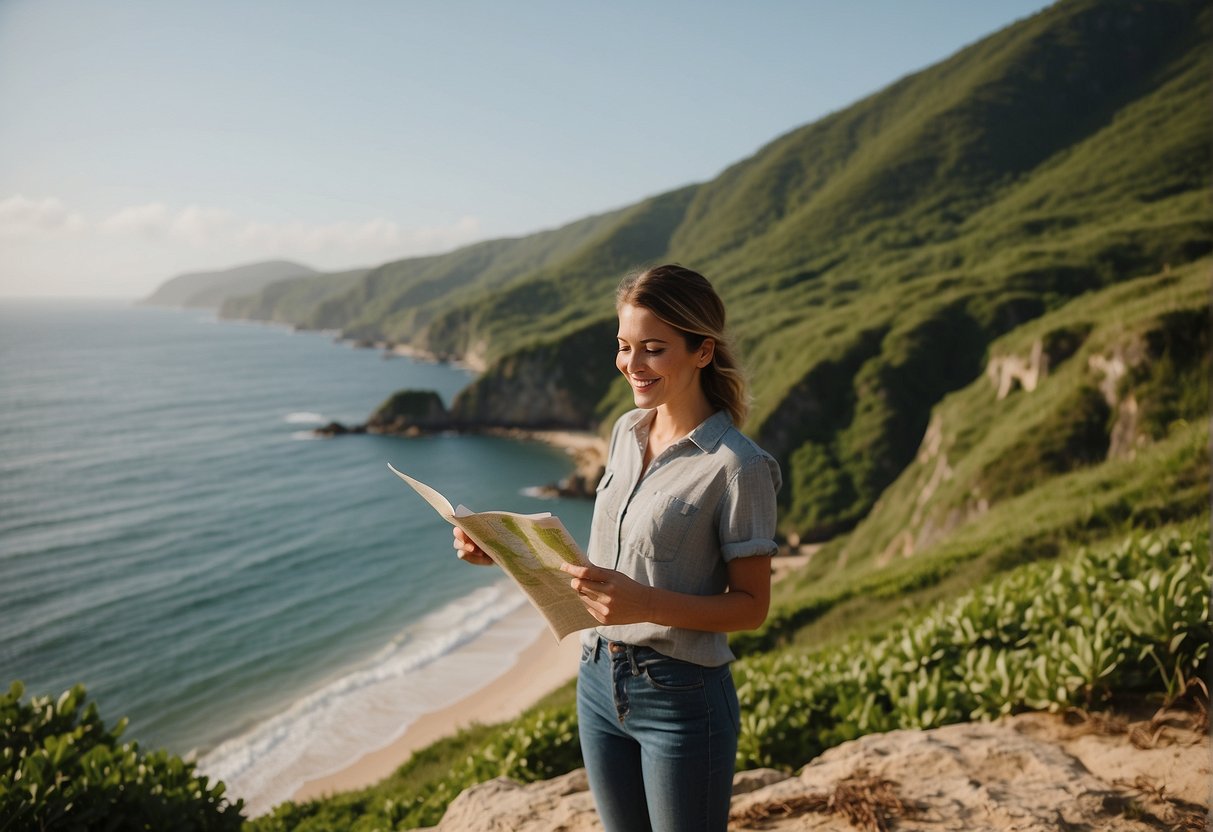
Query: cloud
[
  {"left": 97, "top": 202, "right": 174, "bottom": 237},
  {"left": 234, "top": 215, "right": 482, "bottom": 258},
  {"left": 0, "top": 195, "right": 87, "bottom": 236},
  {"left": 1, "top": 195, "right": 483, "bottom": 268}
]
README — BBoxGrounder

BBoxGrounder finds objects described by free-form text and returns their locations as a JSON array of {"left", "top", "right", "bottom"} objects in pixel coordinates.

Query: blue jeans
[{"left": 577, "top": 637, "right": 740, "bottom": 832}]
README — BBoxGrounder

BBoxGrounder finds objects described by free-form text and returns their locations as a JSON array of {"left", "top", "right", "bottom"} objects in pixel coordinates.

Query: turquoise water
[{"left": 0, "top": 299, "right": 593, "bottom": 811}]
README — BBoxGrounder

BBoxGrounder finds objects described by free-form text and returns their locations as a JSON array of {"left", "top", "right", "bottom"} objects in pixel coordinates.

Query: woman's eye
[{"left": 645, "top": 349, "right": 664, "bottom": 356}]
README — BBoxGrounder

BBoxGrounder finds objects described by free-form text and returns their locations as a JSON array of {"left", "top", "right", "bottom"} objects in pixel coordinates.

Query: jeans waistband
[{"left": 593, "top": 636, "right": 675, "bottom": 673}]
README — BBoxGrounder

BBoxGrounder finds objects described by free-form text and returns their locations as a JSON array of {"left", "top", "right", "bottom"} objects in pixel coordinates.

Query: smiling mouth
[{"left": 631, "top": 378, "right": 658, "bottom": 390}]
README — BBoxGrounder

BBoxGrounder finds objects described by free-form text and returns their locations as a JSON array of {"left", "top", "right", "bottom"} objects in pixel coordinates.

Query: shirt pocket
[
  {"left": 634, "top": 490, "right": 699, "bottom": 562},
  {"left": 596, "top": 469, "right": 618, "bottom": 521}
]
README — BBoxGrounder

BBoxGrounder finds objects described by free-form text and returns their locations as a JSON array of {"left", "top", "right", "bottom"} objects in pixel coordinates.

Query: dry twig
[
  {"left": 730, "top": 768, "right": 920, "bottom": 832},
  {"left": 1062, "top": 706, "right": 1128, "bottom": 737},
  {"left": 1113, "top": 774, "right": 1208, "bottom": 832}
]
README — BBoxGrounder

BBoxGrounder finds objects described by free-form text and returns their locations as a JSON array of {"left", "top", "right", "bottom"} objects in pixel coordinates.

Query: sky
[{"left": 0, "top": 1, "right": 1053, "bottom": 299}]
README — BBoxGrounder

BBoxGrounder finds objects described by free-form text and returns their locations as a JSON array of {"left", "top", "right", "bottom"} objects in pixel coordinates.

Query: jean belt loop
[
  {"left": 593, "top": 635, "right": 601, "bottom": 661},
  {"left": 627, "top": 644, "right": 640, "bottom": 676}
]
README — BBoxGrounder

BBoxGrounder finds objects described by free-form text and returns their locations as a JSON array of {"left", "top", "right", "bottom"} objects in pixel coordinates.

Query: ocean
[{"left": 0, "top": 299, "right": 594, "bottom": 813}]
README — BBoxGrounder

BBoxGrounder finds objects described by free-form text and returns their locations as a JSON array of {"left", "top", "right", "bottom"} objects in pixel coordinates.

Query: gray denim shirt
[{"left": 581, "top": 408, "right": 782, "bottom": 666}]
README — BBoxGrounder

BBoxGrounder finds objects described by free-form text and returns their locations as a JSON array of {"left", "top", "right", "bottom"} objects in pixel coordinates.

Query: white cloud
[
  {"left": 234, "top": 215, "right": 482, "bottom": 257},
  {"left": 4, "top": 195, "right": 482, "bottom": 258},
  {"left": 97, "top": 202, "right": 173, "bottom": 237},
  {"left": 0, "top": 195, "right": 486, "bottom": 296},
  {"left": 0, "top": 195, "right": 87, "bottom": 236}
]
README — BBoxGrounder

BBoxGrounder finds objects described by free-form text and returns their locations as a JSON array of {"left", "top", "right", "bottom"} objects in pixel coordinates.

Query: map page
[{"left": 388, "top": 464, "right": 599, "bottom": 641}]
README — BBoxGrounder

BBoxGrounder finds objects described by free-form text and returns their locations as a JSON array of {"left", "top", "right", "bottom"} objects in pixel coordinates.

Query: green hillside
[
  {"left": 222, "top": 0, "right": 1210, "bottom": 542},
  {"left": 220, "top": 207, "right": 631, "bottom": 363},
  {"left": 219, "top": 267, "right": 369, "bottom": 324},
  {"left": 745, "top": 259, "right": 1210, "bottom": 654},
  {"left": 144, "top": 259, "right": 319, "bottom": 309}
]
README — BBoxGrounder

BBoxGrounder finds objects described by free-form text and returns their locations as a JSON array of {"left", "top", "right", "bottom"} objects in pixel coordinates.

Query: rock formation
[{"left": 421, "top": 710, "right": 1209, "bottom": 831}]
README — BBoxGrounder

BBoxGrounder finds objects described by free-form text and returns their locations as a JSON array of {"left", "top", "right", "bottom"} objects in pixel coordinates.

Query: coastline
[
  {"left": 482, "top": 427, "right": 607, "bottom": 491},
  {"left": 292, "top": 617, "right": 583, "bottom": 804},
  {"left": 288, "top": 431, "right": 601, "bottom": 806},
  {"left": 288, "top": 540, "right": 813, "bottom": 810}
]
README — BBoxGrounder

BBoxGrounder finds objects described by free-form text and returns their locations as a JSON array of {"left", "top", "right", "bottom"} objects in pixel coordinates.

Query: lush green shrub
[
  {"left": 732, "top": 527, "right": 1210, "bottom": 769},
  {"left": 398, "top": 706, "right": 582, "bottom": 828},
  {"left": 0, "top": 682, "right": 244, "bottom": 831}
]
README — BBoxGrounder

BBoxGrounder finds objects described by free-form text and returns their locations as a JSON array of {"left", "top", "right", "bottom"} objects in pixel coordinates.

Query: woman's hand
[
  {"left": 562, "top": 556, "right": 773, "bottom": 633},
  {"left": 452, "top": 528, "right": 495, "bottom": 566},
  {"left": 560, "top": 562, "right": 654, "bottom": 625}
]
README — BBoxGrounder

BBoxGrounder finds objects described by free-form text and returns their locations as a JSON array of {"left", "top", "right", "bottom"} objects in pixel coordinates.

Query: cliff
[{"left": 216, "top": 0, "right": 1211, "bottom": 542}]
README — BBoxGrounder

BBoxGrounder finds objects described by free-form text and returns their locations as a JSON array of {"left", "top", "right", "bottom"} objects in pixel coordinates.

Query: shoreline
[
  {"left": 289, "top": 539, "right": 813, "bottom": 810},
  {"left": 290, "top": 425, "right": 600, "bottom": 806},
  {"left": 482, "top": 427, "right": 607, "bottom": 492},
  {"left": 292, "top": 618, "right": 583, "bottom": 804}
]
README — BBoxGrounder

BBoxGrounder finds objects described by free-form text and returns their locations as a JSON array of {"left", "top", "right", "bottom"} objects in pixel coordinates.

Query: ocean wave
[
  {"left": 283, "top": 411, "right": 327, "bottom": 424},
  {"left": 197, "top": 583, "right": 536, "bottom": 816},
  {"left": 519, "top": 485, "right": 557, "bottom": 500}
]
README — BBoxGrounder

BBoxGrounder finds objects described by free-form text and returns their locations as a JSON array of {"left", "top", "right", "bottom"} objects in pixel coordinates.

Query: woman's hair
[{"left": 616, "top": 264, "right": 750, "bottom": 426}]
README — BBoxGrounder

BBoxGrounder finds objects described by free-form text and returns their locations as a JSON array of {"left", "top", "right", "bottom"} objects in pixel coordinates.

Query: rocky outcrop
[
  {"left": 875, "top": 413, "right": 988, "bottom": 566},
  {"left": 314, "top": 421, "right": 366, "bottom": 436},
  {"left": 366, "top": 389, "right": 454, "bottom": 434},
  {"left": 421, "top": 711, "right": 1209, "bottom": 831},
  {"left": 1088, "top": 336, "right": 1149, "bottom": 460},
  {"left": 986, "top": 338, "right": 1048, "bottom": 399},
  {"left": 450, "top": 319, "right": 619, "bottom": 430},
  {"left": 313, "top": 389, "right": 454, "bottom": 437},
  {"left": 984, "top": 324, "right": 1091, "bottom": 401}
]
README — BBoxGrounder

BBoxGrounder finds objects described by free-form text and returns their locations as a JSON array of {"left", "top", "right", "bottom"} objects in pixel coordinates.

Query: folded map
[{"left": 388, "top": 463, "right": 599, "bottom": 641}]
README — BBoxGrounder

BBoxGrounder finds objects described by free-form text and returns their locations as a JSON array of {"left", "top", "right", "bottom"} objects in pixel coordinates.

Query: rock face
[
  {"left": 450, "top": 320, "right": 619, "bottom": 430},
  {"left": 422, "top": 712, "right": 1209, "bottom": 831},
  {"left": 366, "top": 390, "right": 453, "bottom": 433},
  {"left": 314, "top": 421, "right": 365, "bottom": 436},
  {"left": 429, "top": 769, "right": 600, "bottom": 832}
]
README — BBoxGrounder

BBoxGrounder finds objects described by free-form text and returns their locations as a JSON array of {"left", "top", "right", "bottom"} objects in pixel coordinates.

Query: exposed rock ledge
[
  {"left": 422, "top": 709, "right": 1208, "bottom": 831},
  {"left": 314, "top": 389, "right": 607, "bottom": 497}
]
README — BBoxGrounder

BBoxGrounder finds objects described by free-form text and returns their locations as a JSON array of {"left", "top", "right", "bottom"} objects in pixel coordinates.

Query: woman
[{"left": 454, "top": 264, "right": 781, "bottom": 831}]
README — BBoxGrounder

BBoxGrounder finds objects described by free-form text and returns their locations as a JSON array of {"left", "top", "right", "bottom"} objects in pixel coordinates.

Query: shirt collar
[{"left": 625, "top": 408, "right": 731, "bottom": 452}]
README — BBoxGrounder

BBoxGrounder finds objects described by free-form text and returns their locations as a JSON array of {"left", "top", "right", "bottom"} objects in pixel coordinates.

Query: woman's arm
[{"left": 559, "top": 555, "right": 772, "bottom": 633}]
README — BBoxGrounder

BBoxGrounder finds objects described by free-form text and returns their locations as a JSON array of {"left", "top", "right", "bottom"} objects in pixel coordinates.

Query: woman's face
[{"left": 616, "top": 303, "right": 713, "bottom": 415}]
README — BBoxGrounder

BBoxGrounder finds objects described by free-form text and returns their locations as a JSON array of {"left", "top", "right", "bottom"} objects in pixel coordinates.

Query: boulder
[{"left": 366, "top": 389, "right": 453, "bottom": 434}]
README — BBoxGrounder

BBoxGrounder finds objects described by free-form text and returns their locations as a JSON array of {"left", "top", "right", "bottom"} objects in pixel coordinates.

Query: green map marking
[{"left": 536, "top": 527, "right": 584, "bottom": 565}]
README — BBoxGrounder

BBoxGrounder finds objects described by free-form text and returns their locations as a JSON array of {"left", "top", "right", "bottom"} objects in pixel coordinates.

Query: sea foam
[
  {"left": 198, "top": 583, "right": 539, "bottom": 816},
  {"left": 283, "top": 411, "right": 327, "bottom": 424}
]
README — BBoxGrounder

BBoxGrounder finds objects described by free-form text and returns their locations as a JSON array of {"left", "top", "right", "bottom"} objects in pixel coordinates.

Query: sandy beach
[
  {"left": 291, "top": 546, "right": 812, "bottom": 806},
  {"left": 293, "top": 622, "right": 583, "bottom": 803},
  {"left": 290, "top": 428, "right": 603, "bottom": 805}
]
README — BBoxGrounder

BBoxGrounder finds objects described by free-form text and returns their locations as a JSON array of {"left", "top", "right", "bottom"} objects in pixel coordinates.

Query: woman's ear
[{"left": 698, "top": 338, "right": 715, "bottom": 368}]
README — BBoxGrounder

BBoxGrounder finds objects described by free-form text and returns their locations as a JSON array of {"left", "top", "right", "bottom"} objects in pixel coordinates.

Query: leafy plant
[
  {"left": 732, "top": 527, "right": 1209, "bottom": 770},
  {"left": 0, "top": 682, "right": 244, "bottom": 831}
]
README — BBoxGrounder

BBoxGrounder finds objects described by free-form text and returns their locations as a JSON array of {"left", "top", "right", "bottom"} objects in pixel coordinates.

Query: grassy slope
[
  {"left": 220, "top": 268, "right": 370, "bottom": 324},
  {"left": 219, "top": 206, "right": 630, "bottom": 349},
  {"left": 744, "top": 260, "right": 1210, "bottom": 654},
  {"left": 223, "top": 0, "right": 1210, "bottom": 543},
  {"left": 146, "top": 260, "right": 319, "bottom": 308}
]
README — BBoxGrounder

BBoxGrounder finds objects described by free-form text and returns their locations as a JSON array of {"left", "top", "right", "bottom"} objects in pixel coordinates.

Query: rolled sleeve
[{"left": 718, "top": 454, "right": 781, "bottom": 562}]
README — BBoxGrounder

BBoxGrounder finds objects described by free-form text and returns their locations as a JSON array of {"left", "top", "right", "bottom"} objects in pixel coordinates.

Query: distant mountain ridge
[
  {"left": 142, "top": 260, "right": 320, "bottom": 309},
  {"left": 218, "top": 0, "right": 1210, "bottom": 541}
]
